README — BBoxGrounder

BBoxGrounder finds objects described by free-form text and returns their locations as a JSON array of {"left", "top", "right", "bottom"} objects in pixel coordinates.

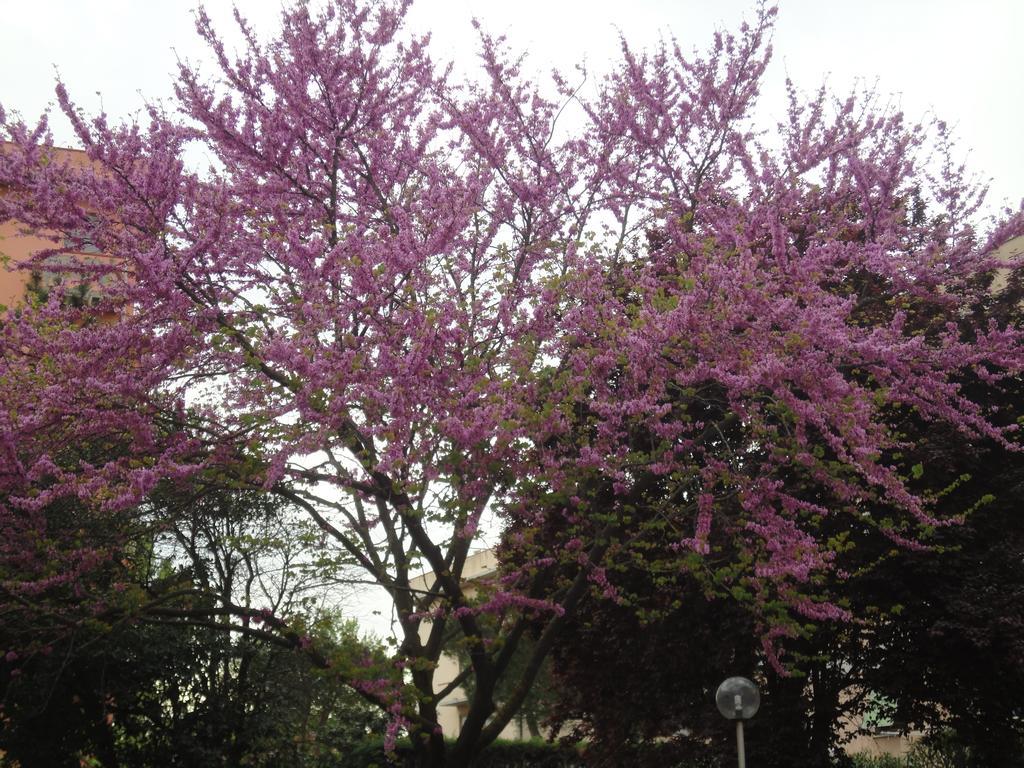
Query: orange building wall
[
  {"left": 0, "top": 220, "right": 56, "bottom": 308},
  {"left": 0, "top": 144, "right": 104, "bottom": 309}
]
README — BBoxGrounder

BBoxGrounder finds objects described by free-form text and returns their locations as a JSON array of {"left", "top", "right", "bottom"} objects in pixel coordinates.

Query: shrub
[{"left": 333, "top": 738, "right": 583, "bottom": 768}]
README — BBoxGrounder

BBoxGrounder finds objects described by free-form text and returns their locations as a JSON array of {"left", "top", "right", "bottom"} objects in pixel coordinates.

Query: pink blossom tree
[{"left": 1, "top": 2, "right": 1022, "bottom": 765}]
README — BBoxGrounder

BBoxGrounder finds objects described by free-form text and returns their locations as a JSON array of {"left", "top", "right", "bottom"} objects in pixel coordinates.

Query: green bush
[
  {"left": 474, "top": 740, "right": 584, "bottom": 768},
  {"left": 848, "top": 755, "right": 905, "bottom": 768},
  {"left": 846, "top": 732, "right": 978, "bottom": 768},
  {"left": 332, "top": 738, "right": 583, "bottom": 768},
  {"left": 332, "top": 732, "right": 1011, "bottom": 768},
  {"left": 904, "top": 732, "right": 973, "bottom": 768}
]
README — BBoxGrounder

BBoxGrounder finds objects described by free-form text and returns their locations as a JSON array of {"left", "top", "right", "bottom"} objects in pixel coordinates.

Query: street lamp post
[{"left": 715, "top": 676, "right": 760, "bottom": 768}]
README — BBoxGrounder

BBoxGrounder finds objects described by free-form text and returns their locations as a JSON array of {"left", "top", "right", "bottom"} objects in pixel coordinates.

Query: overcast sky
[{"left": 2, "top": 0, "right": 1020, "bottom": 637}]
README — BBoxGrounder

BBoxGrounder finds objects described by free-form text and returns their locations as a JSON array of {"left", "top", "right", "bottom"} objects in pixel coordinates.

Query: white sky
[{"left": 2, "top": 0, "right": 1021, "bottom": 637}]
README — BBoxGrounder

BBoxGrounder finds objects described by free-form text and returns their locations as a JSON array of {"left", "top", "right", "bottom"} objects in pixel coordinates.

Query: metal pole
[{"left": 736, "top": 719, "right": 746, "bottom": 768}]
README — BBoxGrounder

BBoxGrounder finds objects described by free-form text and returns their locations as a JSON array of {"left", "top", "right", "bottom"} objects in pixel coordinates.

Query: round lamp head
[{"left": 715, "top": 676, "right": 760, "bottom": 720}]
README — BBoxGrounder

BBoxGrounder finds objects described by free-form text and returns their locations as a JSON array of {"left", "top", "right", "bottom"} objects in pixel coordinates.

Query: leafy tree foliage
[
  {"left": 2, "top": 607, "right": 387, "bottom": 767},
  {"left": 1, "top": 2, "right": 1022, "bottom": 766},
  {"left": 850, "top": 273, "right": 1024, "bottom": 766},
  {"left": 1, "top": 482, "right": 384, "bottom": 767},
  {"left": 543, "top": 244, "right": 1024, "bottom": 768}
]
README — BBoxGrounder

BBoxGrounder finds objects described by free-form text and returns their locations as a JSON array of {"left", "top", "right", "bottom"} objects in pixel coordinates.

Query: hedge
[{"left": 332, "top": 738, "right": 584, "bottom": 768}]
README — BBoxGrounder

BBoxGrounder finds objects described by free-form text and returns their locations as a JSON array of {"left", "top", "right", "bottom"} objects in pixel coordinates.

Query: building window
[{"left": 62, "top": 214, "right": 102, "bottom": 254}]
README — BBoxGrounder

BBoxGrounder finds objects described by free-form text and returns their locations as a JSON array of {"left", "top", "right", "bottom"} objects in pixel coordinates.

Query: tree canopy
[{"left": 1, "top": 2, "right": 1022, "bottom": 766}]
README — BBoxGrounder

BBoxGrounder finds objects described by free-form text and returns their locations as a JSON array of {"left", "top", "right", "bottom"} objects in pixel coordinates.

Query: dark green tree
[
  {"left": 536, "top": 228, "right": 1024, "bottom": 767},
  {"left": 1, "top": 484, "right": 384, "bottom": 768}
]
